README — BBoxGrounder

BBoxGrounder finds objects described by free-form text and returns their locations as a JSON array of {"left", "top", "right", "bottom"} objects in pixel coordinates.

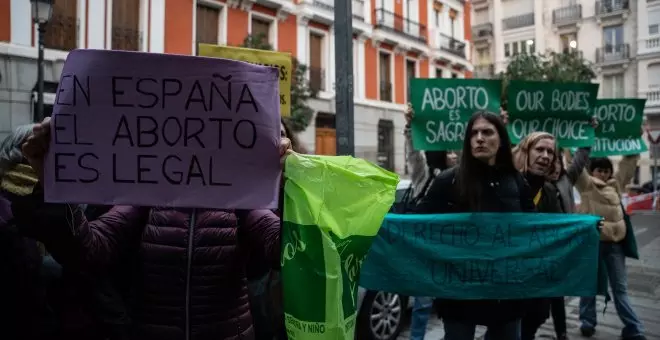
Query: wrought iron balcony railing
[
  {"left": 374, "top": 8, "right": 427, "bottom": 43},
  {"left": 596, "top": 43, "right": 630, "bottom": 63},
  {"left": 502, "top": 13, "right": 534, "bottom": 30},
  {"left": 439, "top": 33, "right": 466, "bottom": 58},
  {"left": 596, "top": 0, "right": 629, "bottom": 15},
  {"left": 553, "top": 4, "right": 582, "bottom": 25}
]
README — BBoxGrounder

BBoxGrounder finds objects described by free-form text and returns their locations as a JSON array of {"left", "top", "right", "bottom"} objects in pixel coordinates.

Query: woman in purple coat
[{"left": 12, "top": 117, "right": 291, "bottom": 340}]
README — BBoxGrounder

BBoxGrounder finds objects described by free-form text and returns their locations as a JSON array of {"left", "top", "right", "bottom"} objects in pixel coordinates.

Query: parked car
[{"left": 356, "top": 179, "right": 414, "bottom": 340}]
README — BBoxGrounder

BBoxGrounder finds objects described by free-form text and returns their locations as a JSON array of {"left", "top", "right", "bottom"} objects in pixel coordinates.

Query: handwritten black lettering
[
  {"left": 77, "top": 153, "right": 100, "bottom": 183},
  {"left": 56, "top": 75, "right": 91, "bottom": 106},
  {"left": 112, "top": 76, "right": 134, "bottom": 107},
  {"left": 54, "top": 152, "right": 76, "bottom": 183}
]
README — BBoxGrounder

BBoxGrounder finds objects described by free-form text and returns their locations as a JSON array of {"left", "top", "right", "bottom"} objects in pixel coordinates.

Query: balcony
[
  {"left": 595, "top": 44, "right": 630, "bottom": 71},
  {"left": 309, "top": 67, "right": 326, "bottom": 92},
  {"left": 644, "top": 89, "right": 660, "bottom": 115},
  {"left": 312, "top": 0, "right": 333, "bottom": 10},
  {"left": 472, "top": 22, "right": 493, "bottom": 45},
  {"left": 380, "top": 81, "right": 392, "bottom": 102},
  {"left": 438, "top": 33, "right": 466, "bottom": 58},
  {"left": 552, "top": 5, "right": 582, "bottom": 30},
  {"left": 43, "top": 13, "right": 78, "bottom": 51},
  {"left": 595, "top": 0, "right": 630, "bottom": 25},
  {"left": 474, "top": 64, "right": 495, "bottom": 79},
  {"left": 374, "top": 8, "right": 427, "bottom": 44},
  {"left": 352, "top": 0, "right": 365, "bottom": 20},
  {"left": 471, "top": 0, "right": 490, "bottom": 11},
  {"left": 639, "top": 34, "right": 660, "bottom": 56},
  {"left": 502, "top": 13, "right": 534, "bottom": 30}
]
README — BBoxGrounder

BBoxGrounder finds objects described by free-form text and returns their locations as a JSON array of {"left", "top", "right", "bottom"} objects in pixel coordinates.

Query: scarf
[{"left": 1, "top": 164, "right": 39, "bottom": 196}]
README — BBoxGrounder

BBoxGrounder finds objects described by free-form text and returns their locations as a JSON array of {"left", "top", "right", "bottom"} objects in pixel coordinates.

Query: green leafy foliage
[
  {"left": 498, "top": 51, "right": 596, "bottom": 109},
  {"left": 241, "top": 34, "right": 317, "bottom": 132}
]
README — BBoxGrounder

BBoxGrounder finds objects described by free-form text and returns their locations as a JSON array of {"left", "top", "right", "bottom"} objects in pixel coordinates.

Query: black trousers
[{"left": 521, "top": 297, "right": 567, "bottom": 340}]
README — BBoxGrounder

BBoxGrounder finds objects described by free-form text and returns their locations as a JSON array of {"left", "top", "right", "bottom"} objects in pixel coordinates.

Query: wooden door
[
  {"left": 309, "top": 34, "right": 324, "bottom": 91},
  {"left": 44, "top": 0, "right": 77, "bottom": 50},
  {"left": 196, "top": 5, "right": 219, "bottom": 44},
  {"left": 112, "top": 0, "right": 141, "bottom": 51},
  {"left": 315, "top": 128, "right": 336, "bottom": 156}
]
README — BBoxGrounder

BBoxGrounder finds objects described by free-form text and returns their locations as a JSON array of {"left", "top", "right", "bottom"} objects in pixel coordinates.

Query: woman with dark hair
[
  {"left": 575, "top": 153, "right": 646, "bottom": 340},
  {"left": 416, "top": 111, "right": 536, "bottom": 340}
]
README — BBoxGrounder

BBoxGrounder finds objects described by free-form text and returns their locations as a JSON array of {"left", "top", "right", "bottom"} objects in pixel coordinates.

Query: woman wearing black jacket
[{"left": 416, "top": 111, "right": 536, "bottom": 340}]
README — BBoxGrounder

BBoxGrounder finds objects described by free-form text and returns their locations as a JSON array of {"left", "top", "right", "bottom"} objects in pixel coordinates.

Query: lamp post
[{"left": 30, "top": 0, "right": 54, "bottom": 123}]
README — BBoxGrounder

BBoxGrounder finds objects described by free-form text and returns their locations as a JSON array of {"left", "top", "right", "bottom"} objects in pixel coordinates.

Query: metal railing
[
  {"left": 43, "top": 14, "right": 78, "bottom": 51},
  {"left": 380, "top": 81, "right": 392, "bottom": 102},
  {"left": 312, "top": 0, "right": 333, "bottom": 10},
  {"left": 502, "top": 13, "right": 534, "bottom": 30},
  {"left": 647, "top": 90, "right": 660, "bottom": 107},
  {"left": 640, "top": 35, "right": 660, "bottom": 55},
  {"left": 352, "top": 0, "right": 365, "bottom": 20},
  {"left": 595, "top": 0, "right": 629, "bottom": 15},
  {"left": 596, "top": 43, "right": 630, "bottom": 63},
  {"left": 553, "top": 5, "right": 582, "bottom": 25},
  {"left": 472, "top": 23, "right": 493, "bottom": 39},
  {"left": 374, "top": 8, "right": 427, "bottom": 42},
  {"left": 112, "top": 27, "right": 140, "bottom": 51},
  {"left": 309, "top": 67, "right": 326, "bottom": 92},
  {"left": 439, "top": 33, "right": 466, "bottom": 58}
]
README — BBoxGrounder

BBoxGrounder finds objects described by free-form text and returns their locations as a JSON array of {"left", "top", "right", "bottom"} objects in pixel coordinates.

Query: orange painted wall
[
  {"left": 463, "top": 2, "right": 472, "bottom": 78},
  {"left": 395, "top": 54, "right": 405, "bottom": 104},
  {"left": 418, "top": 0, "right": 428, "bottom": 41},
  {"left": 164, "top": 0, "right": 192, "bottom": 54},
  {"left": 0, "top": 0, "right": 10, "bottom": 42},
  {"left": 370, "top": 0, "right": 377, "bottom": 24},
  {"left": 365, "top": 41, "right": 378, "bottom": 100},
  {"left": 420, "top": 59, "right": 429, "bottom": 78},
  {"left": 278, "top": 16, "right": 297, "bottom": 57},
  {"left": 227, "top": 7, "right": 249, "bottom": 46}
]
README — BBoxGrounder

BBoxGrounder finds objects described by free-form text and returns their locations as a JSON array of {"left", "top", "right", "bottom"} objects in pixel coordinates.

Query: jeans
[
  {"left": 579, "top": 243, "right": 644, "bottom": 338},
  {"left": 446, "top": 319, "right": 520, "bottom": 340},
  {"left": 410, "top": 297, "right": 433, "bottom": 340}
]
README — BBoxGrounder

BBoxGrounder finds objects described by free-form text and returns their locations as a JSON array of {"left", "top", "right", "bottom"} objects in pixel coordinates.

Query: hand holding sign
[{"left": 22, "top": 117, "right": 52, "bottom": 182}]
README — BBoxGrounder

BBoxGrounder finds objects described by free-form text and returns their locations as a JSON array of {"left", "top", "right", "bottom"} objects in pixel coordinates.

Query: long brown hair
[
  {"left": 512, "top": 131, "right": 557, "bottom": 175},
  {"left": 281, "top": 118, "right": 308, "bottom": 154}
]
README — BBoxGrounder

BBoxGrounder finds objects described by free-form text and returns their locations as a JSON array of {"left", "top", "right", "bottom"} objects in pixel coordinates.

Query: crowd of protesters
[{"left": 0, "top": 103, "right": 647, "bottom": 340}]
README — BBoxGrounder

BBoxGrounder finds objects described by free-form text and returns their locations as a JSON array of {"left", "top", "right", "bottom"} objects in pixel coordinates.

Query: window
[
  {"left": 377, "top": 120, "right": 395, "bottom": 171},
  {"left": 251, "top": 16, "right": 271, "bottom": 43},
  {"left": 309, "top": 33, "right": 325, "bottom": 92},
  {"left": 434, "top": 9, "right": 440, "bottom": 27},
  {"left": 512, "top": 41, "right": 519, "bottom": 55},
  {"left": 504, "top": 43, "right": 511, "bottom": 57},
  {"left": 560, "top": 33, "right": 578, "bottom": 53},
  {"left": 477, "top": 48, "right": 490, "bottom": 64},
  {"left": 603, "top": 74, "right": 624, "bottom": 98},
  {"left": 603, "top": 25, "right": 624, "bottom": 55},
  {"left": 451, "top": 73, "right": 458, "bottom": 78},
  {"left": 196, "top": 4, "right": 220, "bottom": 45},
  {"left": 648, "top": 64, "right": 660, "bottom": 88},
  {"left": 112, "top": 0, "right": 141, "bottom": 51},
  {"left": 43, "top": 0, "right": 77, "bottom": 50},
  {"left": 526, "top": 39, "right": 535, "bottom": 54},
  {"left": 406, "top": 59, "right": 416, "bottom": 102},
  {"left": 379, "top": 52, "right": 392, "bottom": 102},
  {"left": 649, "top": 7, "right": 660, "bottom": 34},
  {"left": 436, "top": 68, "right": 443, "bottom": 78}
]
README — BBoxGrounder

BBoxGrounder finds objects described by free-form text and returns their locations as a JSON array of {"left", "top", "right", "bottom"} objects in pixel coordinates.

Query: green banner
[
  {"left": 360, "top": 213, "right": 602, "bottom": 299},
  {"left": 409, "top": 78, "right": 501, "bottom": 151},
  {"left": 507, "top": 81, "right": 599, "bottom": 147},
  {"left": 282, "top": 153, "right": 398, "bottom": 340},
  {"left": 591, "top": 99, "right": 648, "bottom": 157}
]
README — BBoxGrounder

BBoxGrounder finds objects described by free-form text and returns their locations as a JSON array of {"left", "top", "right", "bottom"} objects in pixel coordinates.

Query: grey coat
[{"left": 555, "top": 147, "right": 591, "bottom": 213}]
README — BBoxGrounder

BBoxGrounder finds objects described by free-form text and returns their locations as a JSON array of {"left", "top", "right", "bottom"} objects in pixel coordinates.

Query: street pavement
[{"left": 398, "top": 213, "right": 660, "bottom": 340}]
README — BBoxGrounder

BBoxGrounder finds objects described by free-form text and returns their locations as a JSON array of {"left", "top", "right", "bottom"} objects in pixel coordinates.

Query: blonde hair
[{"left": 512, "top": 131, "right": 557, "bottom": 174}]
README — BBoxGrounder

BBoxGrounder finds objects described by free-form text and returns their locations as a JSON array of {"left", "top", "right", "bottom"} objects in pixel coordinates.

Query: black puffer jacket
[{"left": 415, "top": 165, "right": 536, "bottom": 326}]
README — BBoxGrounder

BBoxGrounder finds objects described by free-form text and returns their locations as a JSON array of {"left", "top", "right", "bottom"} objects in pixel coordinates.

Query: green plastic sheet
[{"left": 281, "top": 153, "right": 399, "bottom": 340}]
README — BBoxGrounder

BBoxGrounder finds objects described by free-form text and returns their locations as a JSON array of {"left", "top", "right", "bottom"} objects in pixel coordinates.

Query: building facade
[
  {"left": 471, "top": 0, "right": 659, "bottom": 183},
  {"left": 0, "top": 0, "right": 473, "bottom": 175}
]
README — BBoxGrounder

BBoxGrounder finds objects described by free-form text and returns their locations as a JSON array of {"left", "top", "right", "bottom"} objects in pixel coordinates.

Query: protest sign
[
  {"left": 44, "top": 49, "right": 281, "bottom": 209},
  {"left": 409, "top": 78, "right": 501, "bottom": 151},
  {"left": 590, "top": 99, "right": 648, "bottom": 157},
  {"left": 282, "top": 153, "right": 398, "bottom": 340},
  {"left": 507, "top": 81, "right": 599, "bottom": 147},
  {"left": 198, "top": 43, "right": 292, "bottom": 117},
  {"left": 360, "top": 213, "right": 602, "bottom": 300}
]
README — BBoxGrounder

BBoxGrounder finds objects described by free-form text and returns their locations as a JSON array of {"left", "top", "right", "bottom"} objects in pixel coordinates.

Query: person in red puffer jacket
[{"left": 11, "top": 117, "right": 292, "bottom": 340}]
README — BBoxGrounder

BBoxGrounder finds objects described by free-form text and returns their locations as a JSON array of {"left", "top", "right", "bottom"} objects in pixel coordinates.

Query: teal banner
[{"left": 360, "top": 213, "right": 602, "bottom": 300}]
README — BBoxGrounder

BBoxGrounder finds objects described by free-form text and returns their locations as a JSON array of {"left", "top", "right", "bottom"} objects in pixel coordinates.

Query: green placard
[
  {"left": 591, "top": 98, "right": 648, "bottom": 157},
  {"left": 409, "top": 78, "right": 501, "bottom": 151},
  {"left": 507, "top": 81, "right": 599, "bottom": 147}
]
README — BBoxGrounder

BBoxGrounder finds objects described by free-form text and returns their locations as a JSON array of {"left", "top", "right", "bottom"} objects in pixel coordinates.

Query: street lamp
[{"left": 30, "top": 0, "right": 54, "bottom": 123}]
